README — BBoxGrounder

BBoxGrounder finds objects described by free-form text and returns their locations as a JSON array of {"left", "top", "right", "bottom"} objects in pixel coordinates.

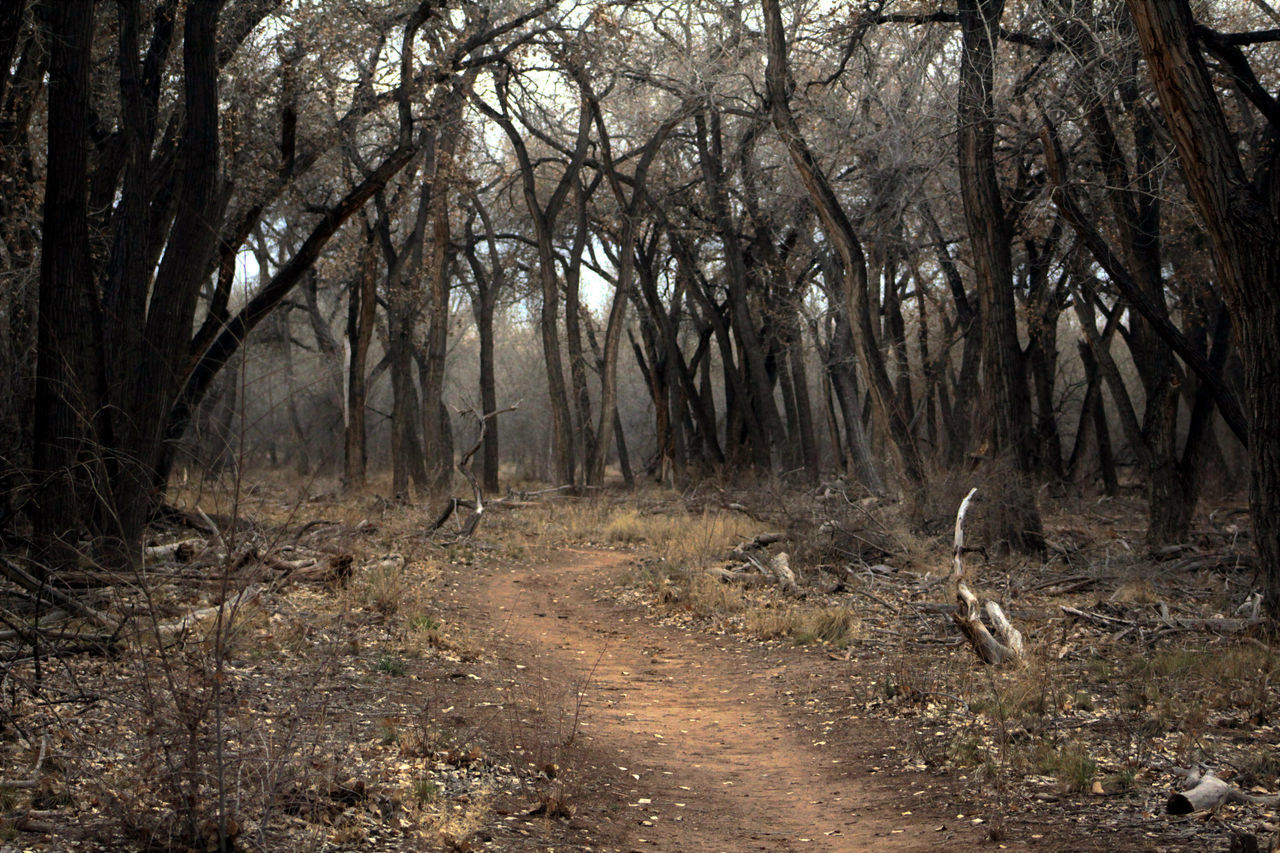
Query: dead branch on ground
[
  {"left": 952, "top": 583, "right": 1025, "bottom": 665},
  {"left": 706, "top": 533, "right": 798, "bottom": 593},
  {"left": 430, "top": 403, "right": 519, "bottom": 540},
  {"left": 1167, "top": 765, "right": 1280, "bottom": 814},
  {"left": 1061, "top": 605, "right": 1264, "bottom": 636}
]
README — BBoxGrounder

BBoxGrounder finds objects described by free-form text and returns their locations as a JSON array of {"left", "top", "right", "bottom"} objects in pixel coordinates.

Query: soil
[{"left": 434, "top": 546, "right": 1142, "bottom": 852}]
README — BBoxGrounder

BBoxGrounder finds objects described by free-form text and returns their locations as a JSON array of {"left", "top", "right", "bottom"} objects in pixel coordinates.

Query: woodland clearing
[{"left": 0, "top": 476, "right": 1275, "bottom": 852}]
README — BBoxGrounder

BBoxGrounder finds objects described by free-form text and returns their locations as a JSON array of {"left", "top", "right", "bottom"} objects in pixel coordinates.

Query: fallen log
[
  {"left": 153, "top": 585, "right": 262, "bottom": 641},
  {"left": 704, "top": 566, "right": 769, "bottom": 586},
  {"left": 143, "top": 538, "right": 206, "bottom": 563},
  {"left": 1061, "top": 605, "right": 1264, "bottom": 635},
  {"left": 1167, "top": 766, "right": 1280, "bottom": 814},
  {"left": 0, "top": 736, "right": 46, "bottom": 789},
  {"left": 1166, "top": 552, "right": 1256, "bottom": 574},
  {"left": 768, "top": 552, "right": 797, "bottom": 594},
  {"left": 0, "top": 556, "right": 117, "bottom": 630},
  {"left": 729, "top": 532, "right": 786, "bottom": 562}
]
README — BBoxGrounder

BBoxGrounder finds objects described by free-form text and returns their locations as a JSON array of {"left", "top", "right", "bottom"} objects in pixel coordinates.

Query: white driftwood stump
[{"left": 948, "top": 488, "right": 1024, "bottom": 665}]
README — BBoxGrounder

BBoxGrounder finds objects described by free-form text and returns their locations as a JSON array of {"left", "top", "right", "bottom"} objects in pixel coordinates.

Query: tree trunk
[
  {"left": 956, "top": 0, "right": 1043, "bottom": 552},
  {"left": 475, "top": 283, "right": 500, "bottom": 494},
  {"left": 33, "top": 0, "right": 103, "bottom": 569},
  {"left": 565, "top": 182, "right": 597, "bottom": 480},
  {"left": 470, "top": 89, "right": 592, "bottom": 488},
  {"left": 586, "top": 99, "right": 679, "bottom": 487},
  {"left": 421, "top": 90, "right": 464, "bottom": 494},
  {"left": 464, "top": 195, "right": 507, "bottom": 495},
  {"left": 821, "top": 276, "right": 884, "bottom": 495},
  {"left": 695, "top": 108, "right": 783, "bottom": 471},
  {"left": 1071, "top": 340, "right": 1119, "bottom": 496},
  {"left": 1123, "top": 4, "right": 1280, "bottom": 583},
  {"left": 763, "top": 0, "right": 917, "bottom": 512},
  {"left": 389, "top": 309, "right": 426, "bottom": 500},
  {"left": 344, "top": 228, "right": 378, "bottom": 491},
  {"left": 787, "top": 332, "right": 820, "bottom": 480}
]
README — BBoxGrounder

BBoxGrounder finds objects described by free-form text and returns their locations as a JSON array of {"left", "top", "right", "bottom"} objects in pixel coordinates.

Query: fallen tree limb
[
  {"left": 261, "top": 553, "right": 318, "bottom": 574},
  {"left": 430, "top": 403, "right": 519, "bottom": 539},
  {"left": 1168, "top": 766, "right": 1280, "bottom": 814},
  {"left": 14, "top": 810, "right": 57, "bottom": 833},
  {"left": 766, "top": 552, "right": 797, "bottom": 594},
  {"left": 1165, "top": 552, "right": 1256, "bottom": 573},
  {"left": 729, "top": 532, "right": 786, "bottom": 561},
  {"left": 0, "top": 736, "right": 46, "bottom": 788},
  {"left": 153, "top": 585, "right": 262, "bottom": 641},
  {"left": 0, "top": 557, "right": 117, "bottom": 630},
  {"left": 1061, "top": 605, "right": 1264, "bottom": 634},
  {"left": 143, "top": 538, "right": 206, "bottom": 562},
  {"left": 704, "top": 566, "right": 770, "bottom": 586},
  {"left": 196, "top": 507, "right": 228, "bottom": 554}
]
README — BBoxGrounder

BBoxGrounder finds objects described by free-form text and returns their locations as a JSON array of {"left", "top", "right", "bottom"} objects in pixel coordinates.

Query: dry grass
[
  {"left": 745, "top": 604, "right": 862, "bottom": 647},
  {"left": 679, "top": 572, "right": 746, "bottom": 617},
  {"left": 512, "top": 494, "right": 749, "bottom": 569}
]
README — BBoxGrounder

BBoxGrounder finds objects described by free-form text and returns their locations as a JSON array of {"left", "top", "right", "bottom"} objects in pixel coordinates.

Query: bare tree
[{"left": 1123, "top": 0, "right": 1280, "bottom": 614}]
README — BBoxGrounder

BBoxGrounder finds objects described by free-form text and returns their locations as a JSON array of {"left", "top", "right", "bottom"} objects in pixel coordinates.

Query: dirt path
[{"left": 466, "top": 549, "right": 988, "bottom": 852}]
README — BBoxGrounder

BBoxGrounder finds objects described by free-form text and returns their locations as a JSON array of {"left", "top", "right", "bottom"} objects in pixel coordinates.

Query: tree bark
[
  {"left": 422, "top": 79, "right": 472, "bottom": 494},
  {"left": 956, "top": 0, "right": 1043, "bottom": 552},
  {"left": 344, "top": 227, "right": 378, "bottom": 491},
  {"left": 694, "top": 108, "right": 783, "bottom": 471},
  {"left": 583, "top": 91, "right": 681, "bottom": 487},
  {"left": 471, "top": 85, "right": 592, "bottom": 487},
  {"left": 1124, "top": 1, "right": 1280, "bottom": 603},
  {"left": 763, "top": 0, "right": 921, "bottom": 514},
  {"left": 463, "top": 196, "right": 506, "bottom": 495},
  {"left": 33, "top": 0, "right": 100, "bottom": 569}
]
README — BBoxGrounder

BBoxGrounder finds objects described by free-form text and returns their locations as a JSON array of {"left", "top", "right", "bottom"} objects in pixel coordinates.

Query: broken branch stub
[
  {"left": 949, "top": 487, "right": 978, "bottom": 586},
  {"left": 430, "top": 402, "right": 518, "bottom": 539}
]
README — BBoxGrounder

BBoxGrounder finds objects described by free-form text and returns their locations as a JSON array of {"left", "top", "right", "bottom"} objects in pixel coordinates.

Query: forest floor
[{"left": 1, "top": 476, "right": 1278, "bottom": 851}]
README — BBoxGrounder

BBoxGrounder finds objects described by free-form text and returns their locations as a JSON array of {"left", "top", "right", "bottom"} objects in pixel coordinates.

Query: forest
[{"left": 2, "top": 0, "right": 1280, "bottom": 850}]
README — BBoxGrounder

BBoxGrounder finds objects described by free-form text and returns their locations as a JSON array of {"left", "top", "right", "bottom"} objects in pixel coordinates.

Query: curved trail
[{"left": 475, "top": 549, "right": 982, "bottom": 852}]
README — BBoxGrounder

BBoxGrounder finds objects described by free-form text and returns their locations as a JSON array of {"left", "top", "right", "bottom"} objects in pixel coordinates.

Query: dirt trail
[{"left": 473, "top": 549, "right": 985, "bottom": 852}]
